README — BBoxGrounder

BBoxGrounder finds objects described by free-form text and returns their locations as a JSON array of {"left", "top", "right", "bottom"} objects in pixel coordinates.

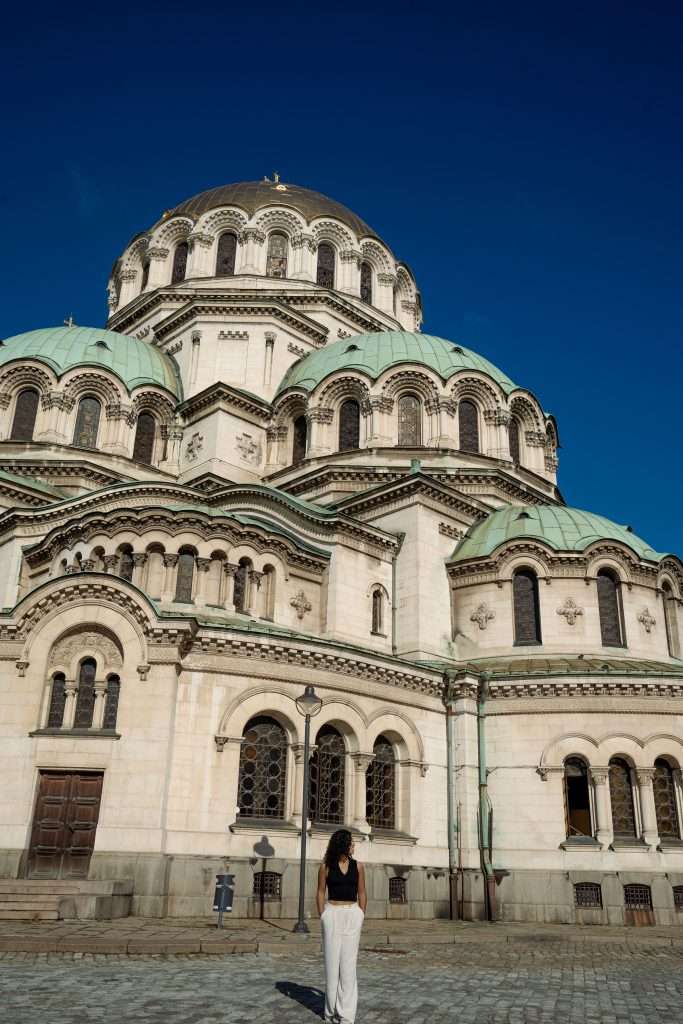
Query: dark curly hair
[{"left": 324, "top": 828, "right": 353, "bottom": 869}]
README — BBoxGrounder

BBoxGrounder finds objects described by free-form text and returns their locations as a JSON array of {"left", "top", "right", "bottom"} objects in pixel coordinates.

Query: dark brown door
[{"left": 28, "top": 771, "right": 103, "bottom": 879}]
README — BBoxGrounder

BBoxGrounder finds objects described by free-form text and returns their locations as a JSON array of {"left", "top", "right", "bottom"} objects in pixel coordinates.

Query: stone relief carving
[
  {"left": 290, "top": 590, "right": 312, "bottom": 620},
  {"left": 186, "top": 433, "right": 203, "bottom": 461},
  {"left": 470, "top": 603, "right": 495, "bottom": 630},
  {"left": 557, "top": 597, "right": 584, "bottom": 625},
  {"left": 49, "top": 629, "right": 123, "bottom": 670},
  {"left": 235, "top": 433, "right": 262, "bottom": 465},
  {"left": 638, "top": 608, "right": 656, "bottom": 633}
]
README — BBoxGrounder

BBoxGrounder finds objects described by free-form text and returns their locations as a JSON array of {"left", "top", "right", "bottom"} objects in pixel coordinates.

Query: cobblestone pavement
[{"left": 3, "top": 940, "right": 683, "bottom": 1024}]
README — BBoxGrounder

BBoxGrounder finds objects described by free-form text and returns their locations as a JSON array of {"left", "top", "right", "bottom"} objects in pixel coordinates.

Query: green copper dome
[
  {"left": 276, "top": 331, "right": 517, "bottom": 396},
  {"left": 451, "top": 505, "right": 665, "bottom": 563},
  {"left": 0, "top": 326, "right": 181, "bottom": 398}
]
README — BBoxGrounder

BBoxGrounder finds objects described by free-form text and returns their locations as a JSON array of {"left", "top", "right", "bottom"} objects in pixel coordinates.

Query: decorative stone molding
[
  {"left": 239, "top": 227, "right": 265, "bottom": 244},
  {"left": 290, "top": 591, "right": 312, "bottom": 620},
  {"left": 438, "top": 522, "right": 463, "bottom": 541},
  {"left": 377, "top": 273, "right": 396, "bottom": 287},
  {"left": 470, "top": 603, "right": 495, "bottom": 630},
  {"left": 291, "top": 232, "right": 316, "bottom": 252},
  {"left": 537, "top": 766, "right": 565, "bottom": 782},
  {"left": 248, "top": 570, "right": 264, "bottom": 589},
  {"left": 638, "top": 608, "right": 656, "bottom": 633},
  {"left": 146, "top": 246, "right": 169, "bottom": 260},
  {"left": 525, "top": 430, "right": 547, "bottom": 447},
  {"left": 187, "top": 232, "right": 212, "bottom": 250},
  {"left": 137, "top": 664, "right": 150, "bottom": 680},
  {"left": 484, "top": 408, "right": 511, "bottom": 426},
  {"left": 306, "top": 408, "right": 334, "bottom": 424},
  {"left": 545, "top": 455, "right": 559, "bottom": 472},
  {"left": 337, "top": 329, "right": 351, "bottom": 339},
  {"left": 557, "top": 598, "right": 584, "bottom": 625},
  {"left": 287, "top": 342, "right": 305, "bottom": 358},
  {"left": 340, "top": 249, "right": 362, "bottom": 266},
  {"left": 218, "top": 330, "right": 249, "bottom": 341},
  {"left": 235, "top": 433, "right": 262, "bottom": 464},
  {"left": 15, "top": 660, "right": 29, "bottom": 677},
  {"left": 351, "top": 753, "right": 375, "bottom": 772},
  {"left": 80, "top": 559, "right": 95, "bottom": 572},
  {"left": 186, "top": 433, "right": 203, "bottom": 461},
  {"left": 636, "top": 768, "right": 656, "bottom": 784},
  {"left": 196, "top": 558, "right": 211, "bottom": 572},
  {"left": 162, "top": 553, "right": 179, "bottom": 568},
  {"left": 589, "top": 768, "right": 610, "bottom": 786},
  {"left": 443, "top": 676, "right": 479, "bottom": 703},
  {"left": 214, "top": 735, "right": 229, "bottom": 752},
  {"left": 102, "top": 555, "right": 119, "bottom": 571}
]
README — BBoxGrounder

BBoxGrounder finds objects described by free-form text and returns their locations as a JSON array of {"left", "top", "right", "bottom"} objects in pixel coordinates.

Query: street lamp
[{"left": 293, "top": 684, "right": 323, "bottom": 933}]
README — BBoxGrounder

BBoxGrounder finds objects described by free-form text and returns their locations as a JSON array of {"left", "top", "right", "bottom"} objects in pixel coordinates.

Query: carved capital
[
  {"left": 163, "top": 553, "right": 179, "bottom": 568},
  {"left": 187, "top": 232, "right": 212, "bottom": 250},
  {"left": 146, "top": 246, "right": 169, "bottom": 260},
  {"left": 351, "top": 752, "right": 375, "bottom": 772},
  {"left": 484, "top": 408, "right": 511, "bottom": 427},
  {"left": 636, "top": 768, "right": 656, "bottom": 785},
  {"left": 137, "top": 664, "right": 150, "bottom": 680},
  {"left": 102, "top": 555, "right": 119, "bottom": 571},
  {"left": 132, "top": 553, "right": 148, "bottom": 568},
  {"left": 223, "top": 562, "right": 239, "bottom": 577},
  {"left": 15, "top": 661, "right": 29, "bottom": 677},
  {"left": 590, "top": 768, "right": 610, "bottom": 786},
  {"left": 525, "top": 430, "right": 547, "bottom": 447},
  {"left": 196, "top": 557, "right": 212, "bottom": 572}
]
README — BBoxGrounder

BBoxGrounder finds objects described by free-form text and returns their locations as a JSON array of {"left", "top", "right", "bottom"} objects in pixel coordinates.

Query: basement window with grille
[
  {"left": 253, "top": 871, "right": 282, "bottom": 900},
  {"left": 624, "top": 884, "right": 652, "bottom": 910},
  {"left": 574, "top": 883, "right": 602, "bottom": 908},
  {"left": 673, "top": 886, "right": 683, "bottom": 911},
  {"left": 389, "top": 877, "right": 407, "bottom": 904}
]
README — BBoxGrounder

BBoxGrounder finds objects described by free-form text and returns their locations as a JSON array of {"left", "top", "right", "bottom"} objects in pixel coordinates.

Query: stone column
[
  {"left": 306, "top": 408, "right": 334, "bottom": 457},
  {"left": 365, "top": 397, "right": 393, "bottom": 447},
  {"left": 161, "top": 553, "right": 179, "bottom": 602},
  {"left": 350, "top": 753, "right": 374, "bottom": 834},
  {"left": 339, "top": 250, "right": 361, "bottom": 294},
  {"left": 376, "top": 272, "right": 396, "bottom": 314},
  {"left": 290, "top": 742, "right": 308, "bottom": 828},
  {"left": 291, "top": 234, "right": 316, "bottom": 281},
  {"left": 636, "top": 768, "right": 660, "bottom": 848},
  {"left": 484, "top": 408, "right": 511, "bottom": 460},
  {"left": 146, "top": 246, "right": 170, "bottom": 289},
  {"left": 132, "top": 553, "right": 148, "bottom": 588},
  {"left": 222, "top": 562, "right": 238, "bottom": 613},
  {"left": 247, "top": 571, "right": 263, "bottom": 615},
  {"left": 63, "top": 681, "right": 78, "bottom": 730},
  {"left": 118, "top": 268, "right": 138, "bottom": 306},
  {"left": 524, "top": 430, "right": 547, "bottom": 475},
  {"left": 93, "top": 680, "right": 107, "bottom": 729},
  {"left": 160, "top": 422, "right": 184, "bottom": 474},
  {"left": 102, "top": 554, "right": 118, "bottom": 574},
  {"left": 590, "top": 768, "right": 613, "bottom": 848},
  {"left": 239, "top": 228, "right": 265, "bottom": 274},
  {"left": 194, "top": 557, "right": 211, "bottom": 607},
  {"left": 187, "top": 232, "right": 213, "bottom": 277},
  {"left": 265, "top": 425, "right": 288, "bottom": 472}
]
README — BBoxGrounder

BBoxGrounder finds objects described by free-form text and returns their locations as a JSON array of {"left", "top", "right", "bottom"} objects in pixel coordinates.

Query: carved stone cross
[
  {"left": 290, "top": 590, "right": 312, "bottom": 620},
  {"left": 470, "top": 603, "right": 495, "bottom": 630},
  {"left": 638, "top": 608, "right": 656, "bottom": 633},
  {"left": 186, "top": 432, "right": 203, "bottom": 461},
  {"left": 557, "top": 597, "right": 583, "bottom": 625}
]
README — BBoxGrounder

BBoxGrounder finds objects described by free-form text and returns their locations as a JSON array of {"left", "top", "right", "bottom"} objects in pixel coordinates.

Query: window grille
[
  {"left": 339, "top": 399, "right": 360, "bottom": 451},
  {"left": 316, "top": 243, "right": 335, "bottom": 288},
  {"left": 609, "top": 758, "right": 637, "bottom": 837},
  {"left": 653, "top": 759, "right": 680, "bottom": 838},
  {"left": 458, "top": 400, "right": 479, "bottom": 454},
  {"left": 132, "top": 413, "right": 156, "bottom": 464},
  {"left": 574, "top": 883, "right": 602, "bottom": 908},
  {"left": 10, "top": 389, "right": 39, "bottom": 441},
  {"left": 366, "top": 735, "right": 396, "bottom": 829},
  {"left": 509, "top": 417, "right": 521, "bottom": 464},
  {"left": 73, "top": 397, "right": 101, "bottom": 449},
  {"left": 389, "top": 877, "right": 407, "bottom": 904},
  {"left": 47, "top": 673, "right": 66, "bottom": 728},
  {"left": 266, "top": 233, "right": 288, "bottom": 278},
  {"left": 597, "top": 570, "right": 624, "bottom": 646},
  {"left": 174, "top": 552, "right": 195, "bottom": 603},
  {"left": 309, "top": 725, "right": 345, "bottom": 825},
  {"left": 513, "top": 569, "right": 542, "bottom": 645},
  {"left": 360, "top": 261, "right": 372, "bottom": 304},
  {"left": 238, "top": 716, "right": 287, "bottom": 818},
  {"left": 73, "top": 658, "right": 96, "bottom": 729},
  {"left": 397, "top": 394, "right": 421, "bottom": 446},
  {"left": 673, "top": 886, "right": 683, "bottom": 910},
  {"left": 216, "top": 232, "right": 237, "bottom": 276},
  {"left": 624, "top": 884, "right": 652, "bottom": 910},
  {"left": 102, "top": 675, "right": 120, "bottom": 731},
  {"left": 253, "top": 871, "right": 282, "bottom": 899},
  {"left": 292, "top": 415, "right": 307, "bottom": 464},
  {"left": 171, "top": 242, "right": 188, "bottom": 284}
]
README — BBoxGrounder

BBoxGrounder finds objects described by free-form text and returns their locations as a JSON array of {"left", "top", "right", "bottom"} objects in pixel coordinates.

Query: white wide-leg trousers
[{"left": 321, "top": 902, "right": 364, "bottom": 1024}]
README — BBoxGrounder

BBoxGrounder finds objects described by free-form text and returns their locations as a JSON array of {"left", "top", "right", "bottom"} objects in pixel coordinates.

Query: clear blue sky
[{"left": 2, "top": 2, "right": 682, "bottom": 552}]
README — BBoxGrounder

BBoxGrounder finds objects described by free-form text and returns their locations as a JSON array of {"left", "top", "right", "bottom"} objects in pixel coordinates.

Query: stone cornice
[
  {"left": 177, "top": 381, "right": 272, "bottom": 422},
  {"left": 153, "top": 295, "right": 329, "bottom": 344},
  {"left": 0, "top": 456, "right": 125, "bottom": 489},
  {"left": 487, "top": 678, "right": 683, "bottom": 700},
  {"left": 328, "top": 471, "right": 490, "bottom": 520}
]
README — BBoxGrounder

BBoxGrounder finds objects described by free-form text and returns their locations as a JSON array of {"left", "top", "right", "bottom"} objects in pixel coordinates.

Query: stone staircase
[{"left": 0, "top": 880, "right": 133, "bottom": 920}]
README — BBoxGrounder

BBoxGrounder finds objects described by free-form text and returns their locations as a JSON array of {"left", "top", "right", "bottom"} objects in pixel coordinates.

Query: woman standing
[{"left": 317, "top": 828, "right": 366, "bottom": 1024}]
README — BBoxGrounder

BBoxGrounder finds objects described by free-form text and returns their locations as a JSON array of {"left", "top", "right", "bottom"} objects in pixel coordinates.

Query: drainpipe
[
  {"left": 446, "top": 688, "right": 458, "bottom": 918},
  {"left": 390, "top": 532, "right": 405, "bottom": 657},
  {"left": 477, "top": 676, "right": 496, "bottom": 921}
]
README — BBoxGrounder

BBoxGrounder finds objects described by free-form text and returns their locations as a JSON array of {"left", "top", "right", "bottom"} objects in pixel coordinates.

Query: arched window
[
  {"left": 132, "top": 412, "right": 156, "bottom": 464},
  {"left": 662, "top": 582, "right": 680, "bottom": 658},
  {"left": 339, "top": 399, "right": 360, "bottom": 451},
  {"left": 292, "top": 415, "right": 308, "bottom": 464},
  {"left": 233, "top": 557, "right": 252, "bottom": 614},
  {"left": 237, "top": 715, "right": 287, "bottom": 819},
  {"left": 366, "top": 735, "right": 396, "bottom": 829},
  {"left": 102, "top": 675, "right": 121, "bottom": 731},
  {"left": 10, "top": 389, "right": 39, "bottom": 441},
  {"left": 266, "top": 232, "right": 288, "bottom": 278},
  {"left": 216, "top": 232, "right": 237, "bottom": 276},
  {"left": 73, "top": 397, "right": 101, "bottom": 449},
  {"left": 509, "top": 417, "right": 521, "bottom": 464},
  {"left": 140, "top": 259, "right": 150, "bottom": 292},
  {"left": 459, "top": 399, "right": 479, "bottom": 454},
  {"left": 360, "top": 261, "right": 372, "bottom": 304},
  {"left": 118, "top": 546, "right": 134, "bottom": 583},
  {"left": 74, "top": 658, "right": 97, "bottom": 729},
  {"left": 654, "top": 758, "right": 680, "bottom": 839},
  {"left": 171, "top": 242, "right": 188, "bottom": 284},
  {"left": 262, "top": 564, "right": 276, "bottom": 620},
  {"left": 309, "top": 724, "right": 345, "bottom": 825},
  {"left": 174, "top": 550, "right": 195, "bottom": 602},
  {"left": 316, "top": 243, "right": 335, "bottom": 288},
  {"left": 47, "top": 672, "right": 66, "bottom": 729},
  {"left": 513, "top": 569, "right": 542, "bottom": 645},
  {"left": 597, "top": 569, "right": 624, "bottom": 647},
  {"left": 397, "top": 394, "right": 421, "bottom": 446},
  {"left": 609, "top": 757, "right": 637, "bottom": 838},
  {"left": 564, "top": 758, "right": 592, "bottom": 838},
  {"left": 371, "top": 588, "right": 385, "bottom": 635}
]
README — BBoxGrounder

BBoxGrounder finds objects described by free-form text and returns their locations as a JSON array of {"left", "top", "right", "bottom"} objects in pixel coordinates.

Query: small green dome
[
  {"left": 276, "top": 331, "right": 517, "bottom": 396},
  {"left": 0, "top": 326, "right": 181, "bottom": 398},
  {"left": 451, "top": 505, "right": 665, "bottom": 563}
]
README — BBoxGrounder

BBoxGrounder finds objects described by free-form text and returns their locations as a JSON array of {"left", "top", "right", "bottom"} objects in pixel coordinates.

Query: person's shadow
[{"left": 276, "top": 981, "right": 325, "bottom": 1018}]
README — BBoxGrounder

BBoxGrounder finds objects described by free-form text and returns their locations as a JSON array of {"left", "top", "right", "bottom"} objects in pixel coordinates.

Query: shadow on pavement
[{"left": 276, "top": 981, "right": 324, "bottom": 1018}]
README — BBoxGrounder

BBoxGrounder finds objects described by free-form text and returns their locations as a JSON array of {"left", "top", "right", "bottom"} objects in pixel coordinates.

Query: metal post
[{"left": 293, "top": 711, "right": 311, "bottom": 933}]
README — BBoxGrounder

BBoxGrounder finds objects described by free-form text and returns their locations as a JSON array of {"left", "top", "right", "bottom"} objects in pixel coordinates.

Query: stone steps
[
  {"left": 0, "top": 880, "right": 133, "bottom": 920},
  {"left": 0, "top": 908, "right": 60, "bottom": 921}
]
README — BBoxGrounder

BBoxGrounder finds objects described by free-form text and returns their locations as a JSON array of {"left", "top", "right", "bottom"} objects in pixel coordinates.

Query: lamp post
[{"left": 293, "top": 684, "right": 323, "bottom": 933}]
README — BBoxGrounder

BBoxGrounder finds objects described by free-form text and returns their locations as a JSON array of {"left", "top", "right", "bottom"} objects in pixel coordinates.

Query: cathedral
[{"left": 1, "top": 176, "right": 682, "bottom": 925}]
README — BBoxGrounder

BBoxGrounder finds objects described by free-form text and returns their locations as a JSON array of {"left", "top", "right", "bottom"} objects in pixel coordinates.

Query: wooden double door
[{"left": 28, "top": 771, "right": 103, "bottom": 879}]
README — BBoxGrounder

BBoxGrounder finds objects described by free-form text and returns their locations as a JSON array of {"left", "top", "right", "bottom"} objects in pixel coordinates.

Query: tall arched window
[
  {"left": 597, "top": 569, "right": 624, "bottom": 647},
  {"left": 609, "top": 757, "right": 637, "bottom": 838},
  {"left": 513, "top": 568, "right": 542, "bottom": 645},
  {"left": 10, "top": 389, "right": 39, "bottom": 441},
  {"left": 118, "top": 546, "right": 134, "bottom": 583},
  {"left": 366, "top": 735, "right": 396, "bottom": 830},
  {"left": 174, "top": 550, "right": 195, "bottom": 602},
  {"left": 662, "top": 582, "right": 680, "bottom": 658},
  {"left": 292, "top": 415, "right": 307, "bottom": 464},
  {"left": 266, "top": 232, "right": 288, "bottom": 278},
  {"left": 237, "top": 716, "right": 287, "bottom": 819},
  {"left": 654, "top": 758, "right": 680, "bottom": 839},
  {"left": 360, "top": 261, "right": 372, "bottom": 304},
  {"left": 73, "top": 397, "right": 101, "bottom": 449},
  {"left": 458, "top": 399, "right": 479, "bottom": 454},
  {"left": 339, "top": 399, "right": 360, "bottom": 451},
  {"left": 140, "top": 259, "right": 150, "bottom": 292},
  {"left": 216, "top": 232, "right": 237, "bottom": 276},
  {"left": 564, "top": 757, "right": 592, "bottom": 837},
  {"left": 262, "top": 564, "right": 276, "bottom": 620},
  {"left": 509, "top": 417, "right": 521, "bottom": 464},
  {"left": 47, "top": 672, "right": 66, "bottom": 729},
  {"left": 316, "top": 243, "right": 335, "bottom": 288},
  {"left": 371, "top": 588, "right": 385, "bottom": 635},
  {"left": 397, "top": 394, "right": 421, "bottom": 446},
  {"left": 132, "top": 412, "right": 156, "bottom": 464},
  {"left": 74, "top": 658, "right": 97, "bottom": 729},
  {"left": 171, "top": 241, "right": 188, "bottom": 284},
  {"left": 102, "top": 675, "right": 121, "bottom": 731},
  {"left": 233, "top": 557, "right": 252, "bottom": 614},
  {"left": 309, "top": 724, "right": 345, "bottom": 825}
]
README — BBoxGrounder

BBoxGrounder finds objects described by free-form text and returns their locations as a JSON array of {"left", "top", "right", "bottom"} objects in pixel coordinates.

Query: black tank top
[{"left": 327, "top": 857, "right": 358, "bottom": 901}]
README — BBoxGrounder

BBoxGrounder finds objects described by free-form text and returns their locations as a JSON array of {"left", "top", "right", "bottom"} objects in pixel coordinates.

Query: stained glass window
[
  {"left": 10, "top": 389, "right": 39, "bottom": 441},
  {"left": 564, "top": 758, "right": 591, "bottom": 837},
  {"left": 654, "top": 759, "right": 679, "bottom": 838},
  {"left": 47, "top": 673, "right": 66, "bottom": 729},
  {"left": 73, "top": 397, "right": 101, "bottom": 449},
  {"left": 174, "top": 552, "right": 195, "bottom": 602},
  {"left": 339, "top": 399, "right": 360, "bottom": 451},
  {"left": 266, "top": 233, "right": 288, "bottom": 278},
  {"left": 216, "top": 232, "right": 237, "bottom": 276},
  {"left": 513, "top": 569, "right": 542, "bottom": 645},
  {"left": 316, "top": 243, "right": 335, "bottom": 288},
  {"left": 459, "top": 400, "right": 479, "bottom": 453},
  {"left": 609, "top": 757, "right": 637, "bottom": 837},
  {"left": 371, "top": 589, "right": 384, "bottom": 635},
  {"left": 238, "top": 716, "right": 287, "bottom": 819},
  {"left": 233, "top": 558, "right": 251, "bottom": 613},
  {"left": 367, "top": 735, "right": 396, "bottom": 829},
  {"left": 597, "top": 570, "right": 624, "bottom": 647},
  {"left": 171, "top": 242, "right": 188, "bottom": 284},
  {"left": 118, "top": 548, "right": 134, "bottom": 582},
  {"left": 309, "top": 725, "right": 345, "bottom": 825},
  {"left": 360, "top": 261, "right": 372, "bottom": 304},
  {"left": 132, "top": 413, "right": 155, "bottom": 464},
  {"left": 262, "top": 565, "right": 276, "bottom": 620},
  {"left": 140, "top": 260, "right": 150, "bottom": 291},
  {"left": 509, "top": 417, "right": 521, "bottom": 464},
  {"left": 102, "top": 675, "right": 120, "bottom": 731},
  {"left": 74, "top": 658, "right": 97, "bottom": 729},
  {"left": 292, "top": 415, "right": 307, "bottom": 464},
  {"left": 397, "top": 394, "right": 421, "bottom": 446}
]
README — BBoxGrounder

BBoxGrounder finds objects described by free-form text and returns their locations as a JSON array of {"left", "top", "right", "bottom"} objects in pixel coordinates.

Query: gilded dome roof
[
  {"left": 0, "top": 326, "right": 181, "bottom": 398},
  {"left": 164, "top": 179, "right": 377, "bottom": 239},
  {"left": 450, "top": 505, "right": 665, "bottom": 563},
  {"left": 276, "top": 331, "right": 517, "bottom": 396}
]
